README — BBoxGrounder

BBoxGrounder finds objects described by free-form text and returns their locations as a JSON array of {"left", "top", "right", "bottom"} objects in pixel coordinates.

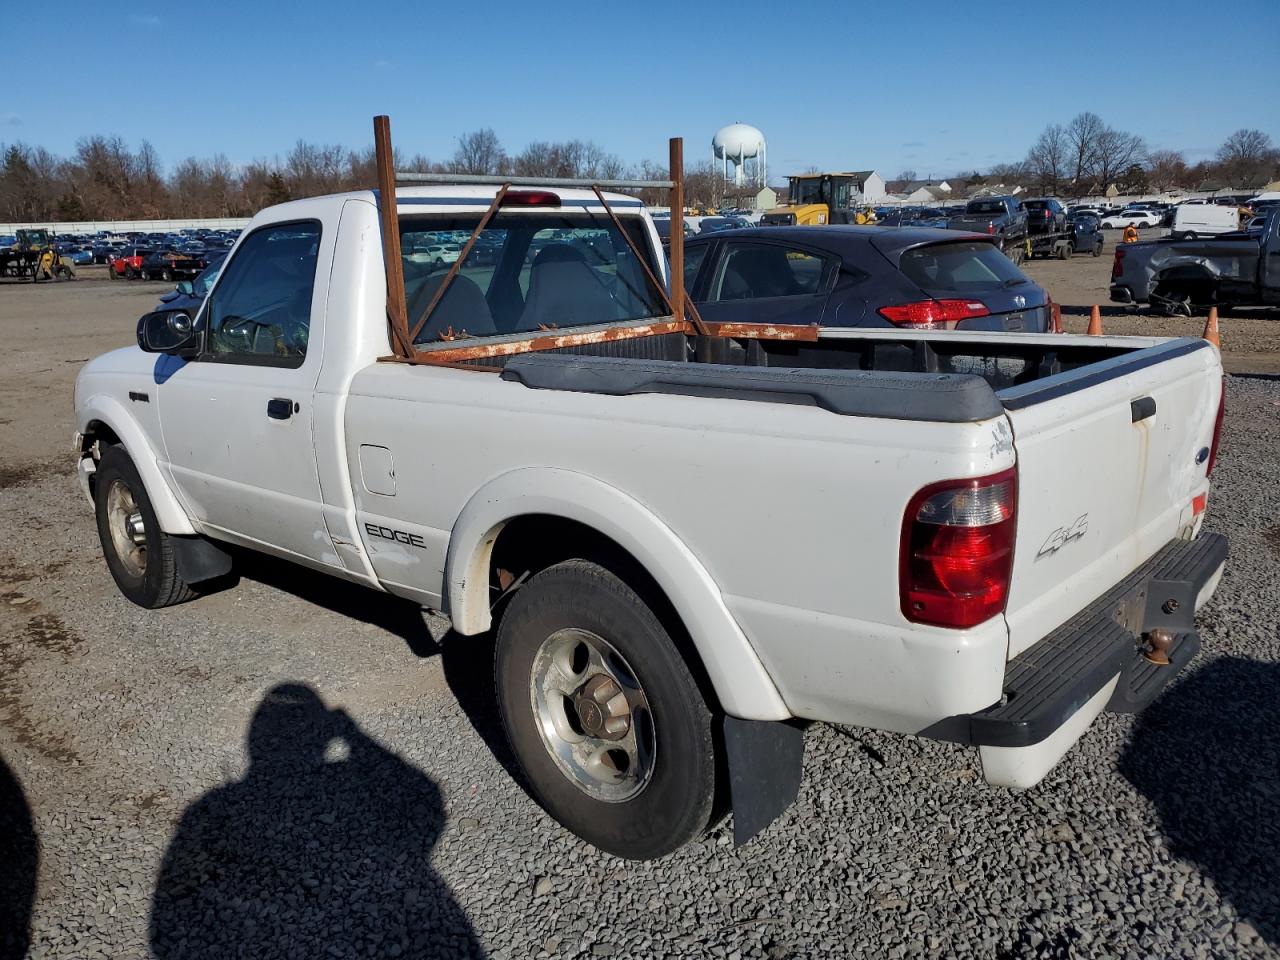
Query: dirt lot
[{"left": 1, "top": 267, "right": 1278, "bottom": 959}]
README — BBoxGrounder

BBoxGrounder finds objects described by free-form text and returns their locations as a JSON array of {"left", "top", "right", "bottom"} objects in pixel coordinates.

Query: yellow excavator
[{"left": 759, "top": 173, "right": 862, "bottom": 226}]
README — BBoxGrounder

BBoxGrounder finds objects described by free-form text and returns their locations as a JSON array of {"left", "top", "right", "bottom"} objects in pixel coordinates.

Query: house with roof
[{"left": 847, "top": 170, "right": 886, "bottom": 203}]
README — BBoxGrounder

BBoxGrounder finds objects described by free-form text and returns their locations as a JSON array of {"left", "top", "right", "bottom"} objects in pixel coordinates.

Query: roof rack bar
[{"left": 394, "top": 172, "right": 674, "bottom": 190}]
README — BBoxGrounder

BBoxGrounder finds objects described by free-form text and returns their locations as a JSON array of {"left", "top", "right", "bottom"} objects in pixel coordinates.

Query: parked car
[
  {"left": 108, "top": 247, "right": 154, "bottom": 280},
  {"left": 1100, "top": 210, "right": 1159, "bottom": 230},
  {"left": 77, "top": 180, "right": 1226, "bottom": 860},
  {"left": 408, "top": 242, "right": 461, "bottom": 267},
  {"left": 140, "top": 251, "right": 207, "bottom": 282},
  {"left": 1111, "top": 210, "right": 1279, "bottom": 313},
  {"left": 948, "top": 197, "right": 1028, "bottom": 245},
  {"left": 156, "top": 254, "right": 226, "bottom": 313},
  {"left": 69, "top": 247, "right": 96, "bottom": 266},
  {"left": 1022, "top": 198, "right": 1067, "bottom": 235},
  {"left": 1068, "top": 213, "right": 1105, "bottom": 257},
  {"left": 697, "top": 217, "right": 752, "bottom": 234},
  {"left": 1169, "top": 203, "right": 1241, "bottom": 240},
  {"left": 684, "top": 225, "right": 1051, "bottom": 332},
  {"left": 652, "top": 217, "right": 694, "bottom": 248}
]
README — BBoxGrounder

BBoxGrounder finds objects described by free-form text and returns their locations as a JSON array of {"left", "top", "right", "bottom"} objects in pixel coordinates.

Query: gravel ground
[{"left": 0, "top": 272, "right": 1278, "bottom": 959}]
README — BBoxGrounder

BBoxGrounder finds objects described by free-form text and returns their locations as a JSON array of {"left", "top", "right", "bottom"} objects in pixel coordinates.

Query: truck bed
[{"left": 437, "top": 323, "right": 1205, "bottom": 417}]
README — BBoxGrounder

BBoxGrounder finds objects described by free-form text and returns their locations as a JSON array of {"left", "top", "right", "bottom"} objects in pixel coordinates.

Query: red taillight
[
  {"left": 878, "top": 299, "right": 990, "bottom": 327},
  {"left": 1206, "top": 375, "right": 1226, "bottom": 476},
  {"left": 1111, "top": 247, "right": 1126, "bottom": 280},
  {"left": 987, "top": 222, "right": 995, "bottom": 235},
  {"left": 900, "top": 468, "right": 1017, "bottom": 628},
  {"left": 500, "top": 190, "right": 560, "bottom": 208}
]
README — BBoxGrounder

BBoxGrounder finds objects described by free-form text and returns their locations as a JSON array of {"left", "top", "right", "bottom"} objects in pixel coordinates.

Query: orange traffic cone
[
  {"left": 1051, "top": 301, "right": 1063, "bottom": 334},
  {"left": 1203, "top": 306, "right": 1221, "bottom": 348},
  {"left": 1087, "top": 305, "right": 1103, "bottom": 335}
]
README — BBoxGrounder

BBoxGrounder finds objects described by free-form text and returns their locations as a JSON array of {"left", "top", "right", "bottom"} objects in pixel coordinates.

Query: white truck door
[{"left": 157, "top": 219, "right": 335, "bottom": 565}]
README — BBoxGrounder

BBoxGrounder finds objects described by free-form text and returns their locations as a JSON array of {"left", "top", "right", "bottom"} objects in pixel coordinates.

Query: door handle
[
  {"left": 1131, "top": 396, "right": 1156, "bottom": 423},
  {"left": 267, "top": 398, "right": 295, "bottom": 420}
]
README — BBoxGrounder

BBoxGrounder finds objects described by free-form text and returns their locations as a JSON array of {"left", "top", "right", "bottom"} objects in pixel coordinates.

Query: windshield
[
  {"left": 899, "top": 241, "right": 1027, "bottom": 294},
  {"left": 399, "top": 211, "right": 667, "bottom": 344},
  {"left": 790, "top": 177, "right": 827, "bottom": 206}
]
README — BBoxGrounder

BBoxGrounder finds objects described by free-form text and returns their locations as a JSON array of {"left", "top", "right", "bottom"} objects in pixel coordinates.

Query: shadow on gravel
[
  {"left": 150, "top": 683, "right": 485, "bottom": 959},
  {"left": 439, "top": 628, "right": 525, "bottom": 790},
  {"left": 1119, "top": 657, "right": 1279, "bottom": 946},
  {"left": 0, "top": 752, "right": 37, "bottom": 960},
  {"left": 230, "top": 550, "right": 441, "bottom": 658}
]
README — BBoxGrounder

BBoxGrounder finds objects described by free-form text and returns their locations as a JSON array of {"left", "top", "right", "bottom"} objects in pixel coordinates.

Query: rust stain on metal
[
  {"left": 699, "top": 321, "right": 820, "bottom": 342},
  {"left": 412, "top": 319, "right": 694, "bottom": 363}
]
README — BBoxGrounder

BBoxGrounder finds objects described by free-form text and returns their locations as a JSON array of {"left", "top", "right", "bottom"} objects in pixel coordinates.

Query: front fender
[
  {"left": 77, "top": 394, "right": 195, "bottom": 535},
  {"left": 445, "top": 467, "right": 790, "bottom": 721}
]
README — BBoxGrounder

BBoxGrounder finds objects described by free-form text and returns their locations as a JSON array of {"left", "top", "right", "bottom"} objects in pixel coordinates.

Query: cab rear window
[
  {"left": 899, "top": 241, "right": 1026, "bottom": 293},
  {"left": 399, "top": 211, "right": 666, "bottom": 344}
]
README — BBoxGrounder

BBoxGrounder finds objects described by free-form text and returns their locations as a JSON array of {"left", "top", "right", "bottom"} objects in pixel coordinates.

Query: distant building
[
  {"left": 752, "top": 186, "right": 778, "bottom": 210},
  {"left": 847, "top": 170, "right": 886, "bottom": 203}
]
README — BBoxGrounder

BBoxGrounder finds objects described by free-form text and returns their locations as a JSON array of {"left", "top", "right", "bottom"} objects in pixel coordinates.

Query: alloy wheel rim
[
  {"left": 529, "top": 627, "right": 655, "bottom": 802},
  {"left": 106, "top": 480, "right": 147, "bottom": 577}
]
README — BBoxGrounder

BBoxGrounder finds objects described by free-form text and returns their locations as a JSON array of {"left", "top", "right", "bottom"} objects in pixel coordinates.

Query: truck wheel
[
  {"left": 494, "top": 559, "right": 716, "bottom": 859},
  {"left": 1092, "top": 242, "right": 1102, "bottom": 257},
  {"left": 1057, "top": 242, "right": 1070, "bottom": 260},
  {"left": 162, "top": 267, "right": 174, "bottom": 282},
  {"left": 94, "top": 446, "right": 195, "bottom": 608}
]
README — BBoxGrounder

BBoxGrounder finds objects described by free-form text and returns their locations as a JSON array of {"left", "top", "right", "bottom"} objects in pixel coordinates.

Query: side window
[
  {"left": 205, "top": 221, "right": 321, "bottom": 367},
  {"left": 709, "top": 242, "right": 829, "bottom": 302},
  {"left": 684, "top": 244, "right": 708, "bottom": 292}
]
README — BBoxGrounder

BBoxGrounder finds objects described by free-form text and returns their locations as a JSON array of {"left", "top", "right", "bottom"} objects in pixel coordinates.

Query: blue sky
[{"left": 7, "top": 0, "right": 1278, "bottom": 184}]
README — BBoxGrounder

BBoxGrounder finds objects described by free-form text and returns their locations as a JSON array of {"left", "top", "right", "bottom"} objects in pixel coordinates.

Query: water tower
[{"left": 712, "top": 123, "right": 767, "bottom": 188}]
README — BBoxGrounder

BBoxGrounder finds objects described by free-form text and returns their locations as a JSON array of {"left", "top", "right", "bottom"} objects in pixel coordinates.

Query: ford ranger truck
[{"left": 74, "top": 184, "right": 1227, "bottom": 860}]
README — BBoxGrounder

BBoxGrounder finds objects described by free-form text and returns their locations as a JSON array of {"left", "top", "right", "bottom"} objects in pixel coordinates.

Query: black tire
[
  {"left": 1057, "top": 242, "right": 1070, "bottom": 260},
  {"left": 94, "top": 445, "right": 195, "bottom": 608},
  {"left": 108, "top": 264, "right": 119, "bottom": 279},
  {"left": 125, "top": 266, "right": 137, "bottom": 280},
  {"left": 494, "top": 560, "right": 716, "bottom": 859},
  {"left": 1092, "top": 241, "right": 1102, "bottom": 257},
  {"left": 162, "top": 267, "right": 173, "bottom": 282}
]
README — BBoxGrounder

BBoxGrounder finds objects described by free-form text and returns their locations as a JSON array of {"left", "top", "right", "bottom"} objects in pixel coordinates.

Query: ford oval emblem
[{"left": 1013, "top": 295, "right": 1027, "bottom": 309}]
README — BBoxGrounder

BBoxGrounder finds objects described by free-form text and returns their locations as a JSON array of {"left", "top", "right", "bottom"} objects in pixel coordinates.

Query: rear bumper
[{"left": 924, "top": 533, "right": 1227, "bottom": 754}]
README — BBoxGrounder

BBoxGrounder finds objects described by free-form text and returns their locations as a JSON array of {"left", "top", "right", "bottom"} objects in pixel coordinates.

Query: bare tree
[
  {"left": 450, "top": 128, "right": 505, "bottom": 175},
  {"left": 1145, "top": 149, "right": 1189, "bottom": 192},
  {"left": 1024, "top": 124, "right": 1067, "bottom": 194},
  {"left": 1215, "top": 129, "right": 1278, "bottom": 187},
  {"left": 895, "top": 168, "right": 917, "bottom": 182},
  {"left": 1094, "top": 126, "right": 1146, "bottom": 193},
  {"left": 1065, "top": 112, "right": 1105, "bottom": 192}
]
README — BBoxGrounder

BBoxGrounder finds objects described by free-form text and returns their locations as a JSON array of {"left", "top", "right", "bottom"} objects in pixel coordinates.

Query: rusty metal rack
[{"left": 373, "top": 114, "right": 722, "bottom": 366}]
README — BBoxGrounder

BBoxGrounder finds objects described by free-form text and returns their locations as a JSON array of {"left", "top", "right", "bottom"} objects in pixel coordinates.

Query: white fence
[{"left": 0, "top": 217, "right": 251, "bottom": 235}]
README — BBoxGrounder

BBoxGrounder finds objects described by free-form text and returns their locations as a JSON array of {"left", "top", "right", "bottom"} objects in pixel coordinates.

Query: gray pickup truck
[
  {"left": 949, "top": 197, "right": 1029, "bottom": 245},
  {"left": 1110, "top": 210, "right": 1280, "bottom": 314}
]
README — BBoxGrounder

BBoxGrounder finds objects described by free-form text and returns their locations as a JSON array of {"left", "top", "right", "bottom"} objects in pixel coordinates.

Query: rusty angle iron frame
[{"left": 373, "top": 114, "right": 799, "bottom": 366}]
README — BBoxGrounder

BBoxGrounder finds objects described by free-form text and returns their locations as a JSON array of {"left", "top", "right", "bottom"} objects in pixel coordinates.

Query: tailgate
[{"left": 999, "top": 339, "right": 1223, "bottom": 658}]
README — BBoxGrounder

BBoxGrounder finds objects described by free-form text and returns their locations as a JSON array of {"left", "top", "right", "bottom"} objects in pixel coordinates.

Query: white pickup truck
[{"left": 74, "top": 183, "right": 1227, "bottom": 860}]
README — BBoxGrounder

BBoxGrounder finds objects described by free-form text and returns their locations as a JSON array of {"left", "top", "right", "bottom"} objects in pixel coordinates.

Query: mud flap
[
  {"left": 172, "top": 536, "right": 233, "bottom": 585},
  {"left": 723, "top": 717, "right": 805, "bottom": 846}
]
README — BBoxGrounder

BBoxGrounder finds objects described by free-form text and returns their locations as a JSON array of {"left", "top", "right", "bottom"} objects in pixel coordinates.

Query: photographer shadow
[
  {"left": 150, "top": 683, "right": 483, "bottom": 959},
  {"left": 1119, "top": 657, "right": 1279, "bottom": 946},
  {"left": 0, "top": 752, "right": 37, "bottom": 960}
]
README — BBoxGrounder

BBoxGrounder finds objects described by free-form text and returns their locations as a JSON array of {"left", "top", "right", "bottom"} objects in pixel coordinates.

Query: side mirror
[
  {"left": 137, "top": 309, "right": 201, "bottom": 357},
  {"left": 175, "top": 280, "right": 194, "bottom": 295}
]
